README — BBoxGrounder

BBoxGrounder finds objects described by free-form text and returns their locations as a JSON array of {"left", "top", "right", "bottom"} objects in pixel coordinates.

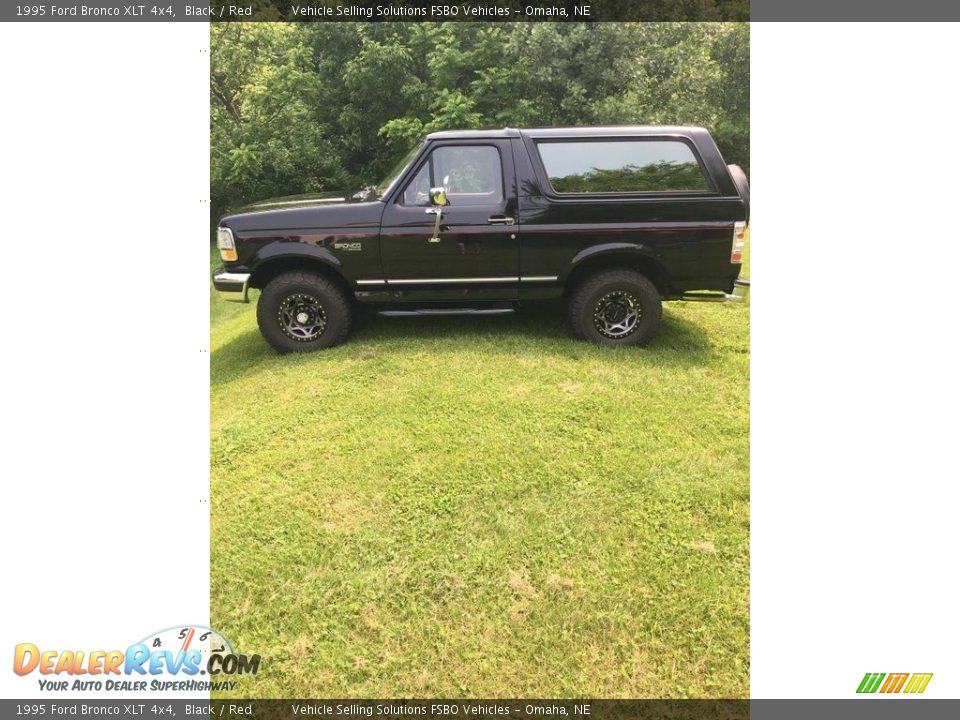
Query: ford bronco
[{"left": 213, "top": 126, "right": 749, "bottom": 352}]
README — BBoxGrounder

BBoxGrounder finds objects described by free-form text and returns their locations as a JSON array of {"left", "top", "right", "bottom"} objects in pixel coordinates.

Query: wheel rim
[
  {"left": 278, "top": 293, "right": 327, "bottom": 342},
  {"left": 593, "top": 290, "right": 641, "bottom": 339}
]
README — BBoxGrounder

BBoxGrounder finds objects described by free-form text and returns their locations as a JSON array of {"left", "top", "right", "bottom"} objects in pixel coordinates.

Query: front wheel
[
  {"left": 256, "top": 271, "right": 352, "bottom": 353},
  {"left": 567, "top": 269, "right": 662, "bottom": 347}
]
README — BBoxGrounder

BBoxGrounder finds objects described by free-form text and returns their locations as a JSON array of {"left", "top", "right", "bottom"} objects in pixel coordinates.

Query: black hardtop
[{"left": 425, "top": 125, "right": 711, "bottom": 141}]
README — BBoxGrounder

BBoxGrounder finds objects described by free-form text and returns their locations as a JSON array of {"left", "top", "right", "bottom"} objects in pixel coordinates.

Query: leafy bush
[{"left": 211, "top": 22, "right": 749, "bottom": 225}]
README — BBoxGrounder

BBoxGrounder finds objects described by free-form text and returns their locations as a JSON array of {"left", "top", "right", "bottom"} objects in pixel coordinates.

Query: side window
[
  {"left": 536, "top": 139, "right": 710, "bottom": 194},
  {"left": 402, "top": 162, "right": 432, "bottom": 206},
  {"left": 400, "top": 145, "right": 503, "bottom": 206}
]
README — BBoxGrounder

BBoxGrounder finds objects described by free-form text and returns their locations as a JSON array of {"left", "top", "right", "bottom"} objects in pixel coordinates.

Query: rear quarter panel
[{"left": 513, "top": 131, "right": 746, "bottom": 296}]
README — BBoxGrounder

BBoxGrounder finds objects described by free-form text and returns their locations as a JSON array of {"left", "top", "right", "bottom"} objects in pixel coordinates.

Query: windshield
[{"left": 375, "top": 142, "right": 424, "bottom": 198}]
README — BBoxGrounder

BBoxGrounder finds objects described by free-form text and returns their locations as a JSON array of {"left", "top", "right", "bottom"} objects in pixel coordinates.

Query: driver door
[{"left": 379, "top": 140, "right": 519, "bottom": 301}]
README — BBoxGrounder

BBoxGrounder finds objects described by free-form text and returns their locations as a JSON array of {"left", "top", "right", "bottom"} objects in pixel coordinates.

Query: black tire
[
  {"left": 567, "top": 269, "right": 662, "bottom": 347},
  {"left": 256, "top": 271, "right": 352, "bottom": 353}
]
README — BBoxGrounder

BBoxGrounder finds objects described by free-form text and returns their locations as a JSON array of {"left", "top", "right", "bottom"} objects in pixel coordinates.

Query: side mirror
[{"left": 429, "top": 187, "right": 449, "bottom": 207}]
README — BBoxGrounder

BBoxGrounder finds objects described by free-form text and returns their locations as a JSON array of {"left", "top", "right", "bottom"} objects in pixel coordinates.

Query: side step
[
  {"left": 683, "top": 278, "right": 750, "bottom": 303},
  {"left": 378, "top": 308, "right": 515, "bottom": 317}
]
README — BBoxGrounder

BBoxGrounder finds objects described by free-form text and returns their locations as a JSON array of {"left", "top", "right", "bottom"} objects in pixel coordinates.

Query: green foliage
[
  {"left": 211, "top": 22, "right": 749, "bottom": 224},
  {"left": 550, "top": 161, "right": 710, "bottom": 193}
]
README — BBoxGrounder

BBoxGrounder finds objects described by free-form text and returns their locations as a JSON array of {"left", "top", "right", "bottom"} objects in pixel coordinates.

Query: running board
[
  {"left": 377, "top": 308, "right": 515, "bottom": 317},
  {"left": 682, "top": 291, "right": 729, "bottom": 302},
  {"left": 683, "top": 278, "right": 750, "bottom": 303}
]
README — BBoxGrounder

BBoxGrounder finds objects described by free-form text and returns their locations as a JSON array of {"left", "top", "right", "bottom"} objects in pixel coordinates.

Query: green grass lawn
[{"left": 210, "top": 240, "right": 749, "bottom": 698}]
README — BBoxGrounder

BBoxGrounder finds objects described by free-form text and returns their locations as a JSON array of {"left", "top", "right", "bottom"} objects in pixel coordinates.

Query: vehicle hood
[
  {"left": 220, "top": 192, "right": 384, "bottom": 233},
  {"left": 234, "top": 191, "right": 358, "bottom": 213}
]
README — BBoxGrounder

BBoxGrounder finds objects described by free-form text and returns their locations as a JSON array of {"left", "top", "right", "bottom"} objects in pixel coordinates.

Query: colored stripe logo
[{"left": 857, "top": 672, "right": 932, "bottom": 694}]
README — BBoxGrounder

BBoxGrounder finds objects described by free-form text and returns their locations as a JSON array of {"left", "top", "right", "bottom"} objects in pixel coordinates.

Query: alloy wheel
[
  {"left": 593, "top": 290, "right": 641, "bottom": 339},
  {"left": 278, "top": 293, "right": 327, "bottom": 342}
]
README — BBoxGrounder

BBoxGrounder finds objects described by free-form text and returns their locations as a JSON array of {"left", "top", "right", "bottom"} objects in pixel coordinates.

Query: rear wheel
[
  {"left": 256, "top": 271, "right": 352, "bottom": 353},
  {"left": 568, "top": 269, "right": 662, "bottom": 347}
]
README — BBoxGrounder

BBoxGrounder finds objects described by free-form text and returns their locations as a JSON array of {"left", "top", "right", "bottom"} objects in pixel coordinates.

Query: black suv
[{"left": 213, "top": 126, "right": 749, "bottom": 352}]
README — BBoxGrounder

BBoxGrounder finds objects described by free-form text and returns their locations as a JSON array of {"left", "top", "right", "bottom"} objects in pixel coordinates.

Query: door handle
[
  {"left": 488, "top": 215, "right": 514, "bottom": 225},
  {"left": 426, "top": 207, "right": 444, "bottom": 242}
]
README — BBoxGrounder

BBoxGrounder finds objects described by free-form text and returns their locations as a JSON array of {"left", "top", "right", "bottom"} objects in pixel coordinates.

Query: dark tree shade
[{"left": 210, "top": 22, "right": 749, "bottom": 226}]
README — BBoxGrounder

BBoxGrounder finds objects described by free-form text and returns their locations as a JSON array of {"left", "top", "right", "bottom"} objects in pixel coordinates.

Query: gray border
[
  {"left": 0, "top": 0, "right": 747, "bottom": 22},
  {"left": 751, "top": 0, "right": 960, "bottom": 19},
  {"left": 2, "top": 700, "right": 960, "bottom": 719},
  {"left": 7, "top": 1, "right": 960, "bottom": 21}
]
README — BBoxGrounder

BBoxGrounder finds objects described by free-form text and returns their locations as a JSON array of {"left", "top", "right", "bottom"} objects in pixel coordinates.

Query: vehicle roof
[{"left": 425, "top": 125, "right": 709, "bottom": 140}]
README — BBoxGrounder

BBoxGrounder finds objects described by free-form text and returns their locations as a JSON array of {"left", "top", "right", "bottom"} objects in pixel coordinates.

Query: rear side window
[{"left": 536, "top": 139, "right": 709, "bottom": 194}]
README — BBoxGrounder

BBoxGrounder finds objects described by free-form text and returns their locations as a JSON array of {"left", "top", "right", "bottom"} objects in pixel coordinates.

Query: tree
[{"left": 210, "top": 22, "right": 750, "bottom": 225}]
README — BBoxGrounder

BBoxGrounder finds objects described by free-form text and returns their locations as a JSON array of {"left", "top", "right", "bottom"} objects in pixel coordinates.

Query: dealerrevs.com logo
[
  {"left": 857, "top": 672, "right": 933, "bottom": 694},
  {"left": 13, "top": 625, "right": 261, "bottom": 693}
]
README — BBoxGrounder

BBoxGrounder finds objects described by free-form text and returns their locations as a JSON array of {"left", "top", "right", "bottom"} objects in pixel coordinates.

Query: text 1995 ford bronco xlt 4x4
[{"left": 213, "top": 126, "right": 749, "bottom": 352}]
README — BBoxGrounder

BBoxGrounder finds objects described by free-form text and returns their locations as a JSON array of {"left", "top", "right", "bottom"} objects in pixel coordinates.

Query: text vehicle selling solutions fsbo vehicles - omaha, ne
[{"left": 213, "top": 126, "right": 750, "bottom": 353}]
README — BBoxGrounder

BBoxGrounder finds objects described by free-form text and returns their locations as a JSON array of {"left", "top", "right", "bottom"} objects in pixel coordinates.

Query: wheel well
[
  {"left": 564, "top": 253, "right": 671, "bottom": 297},
  {"left": 249, "top": 257, "right": 351, "bottom": 296}
]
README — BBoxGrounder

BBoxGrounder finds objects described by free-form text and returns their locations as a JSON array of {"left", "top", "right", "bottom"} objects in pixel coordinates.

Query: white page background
[
  {"left": 0, "top": 19, "right": 957, "bottom": 702},
  {"left": 751, "top": 21, "right": 960, "bottom": 699},
  {"left": 0, "top": 22, "right": 210, "bottom": 699}
]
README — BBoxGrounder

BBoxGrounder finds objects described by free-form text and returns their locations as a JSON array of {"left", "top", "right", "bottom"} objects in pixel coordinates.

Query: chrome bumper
[
  {"left": 732, "top": 277, "right": 750, "bottom": 300},
  {"left": 682, "top": 278, "right": 750, "bottom": 303},
  {"left": 212, "top": 270, "right": 251, "bottom": 303}
]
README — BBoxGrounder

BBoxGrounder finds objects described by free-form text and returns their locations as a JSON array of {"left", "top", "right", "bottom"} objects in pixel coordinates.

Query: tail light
[
  {"left": 217, "top": 227, "right": 237, "bottom": 262},
  {"left": 730, "top": 221, "right": 746, "bottom": 264}
]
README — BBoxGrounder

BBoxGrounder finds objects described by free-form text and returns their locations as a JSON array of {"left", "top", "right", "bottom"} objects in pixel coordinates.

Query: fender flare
[
  {"left": 564, "top": 243, "right": 670, "bottom": 294},
  {"left": 567, "top": 242, "right": 662, "bottom": 273},
  {"left": 247, "top": 241, "right": 347, "bottom": 290},
  {"left": 252, "top": 240, "right": 343, "bottom": 269}
]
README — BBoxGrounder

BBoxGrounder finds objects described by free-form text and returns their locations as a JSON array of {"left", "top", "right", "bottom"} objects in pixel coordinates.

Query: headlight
[{"left": 217, "top": 227, "right": 237, "bottom": 262}]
